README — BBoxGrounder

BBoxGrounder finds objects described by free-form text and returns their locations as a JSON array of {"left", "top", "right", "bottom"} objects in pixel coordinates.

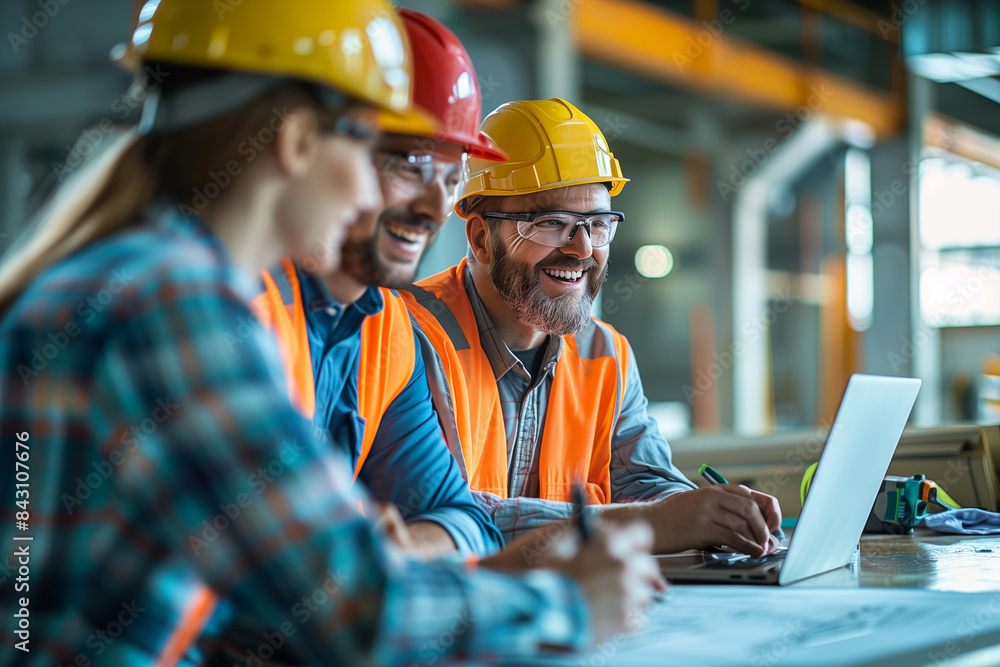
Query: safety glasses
[
  {"left": 373, "top": 150, "right": 464, "bottom": 205},
  {"left": 484, "top": 210, "right": 624, "bottom": 248}
]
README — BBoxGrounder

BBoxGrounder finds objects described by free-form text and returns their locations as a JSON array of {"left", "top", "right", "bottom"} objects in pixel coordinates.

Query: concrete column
[
  {"left": 864, "top": 139, "right": 914, "bottom": 381},
  {"left": 907, "top": 74, "right": 942, "bottom": 425},
  {"left": 531, "top": 0, "right": 580, "bottom": 102},
  {"left": 732, "top": 119, "right": 842, "bottom": 434}
]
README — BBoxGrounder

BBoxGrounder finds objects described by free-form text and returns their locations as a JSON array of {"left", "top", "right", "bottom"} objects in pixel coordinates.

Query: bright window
[{"left": 919, "top": 154, "right": 1000, "bottom": 327}]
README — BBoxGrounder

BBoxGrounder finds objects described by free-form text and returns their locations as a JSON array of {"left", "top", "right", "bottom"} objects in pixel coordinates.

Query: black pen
[{"left": 571, "top": 481, "right": 596, "bottom": 543}]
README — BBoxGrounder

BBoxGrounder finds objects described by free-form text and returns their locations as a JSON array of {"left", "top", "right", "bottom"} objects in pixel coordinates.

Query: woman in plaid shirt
[{"left": 0, "top": 2, "right": 663, "bottom": 666}]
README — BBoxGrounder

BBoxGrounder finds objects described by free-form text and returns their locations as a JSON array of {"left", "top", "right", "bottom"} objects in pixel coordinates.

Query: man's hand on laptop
[{"left": 637, "top": 485, "right": 782, "bottom": 557}]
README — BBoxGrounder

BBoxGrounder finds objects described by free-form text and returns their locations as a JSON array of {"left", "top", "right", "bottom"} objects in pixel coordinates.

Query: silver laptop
[{"left": 659, "top": 374, "right": 921, "bottom": 586}]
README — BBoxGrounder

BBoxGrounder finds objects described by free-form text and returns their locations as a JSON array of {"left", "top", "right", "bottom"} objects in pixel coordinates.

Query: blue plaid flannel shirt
[{"left": 0, "top": 200, "right": 588, "bottom": 666}]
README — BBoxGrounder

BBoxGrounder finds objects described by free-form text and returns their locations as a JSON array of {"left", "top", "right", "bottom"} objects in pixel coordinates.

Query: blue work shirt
[{"left": 296, "top": 266, "right": 504, "bottom": 557}]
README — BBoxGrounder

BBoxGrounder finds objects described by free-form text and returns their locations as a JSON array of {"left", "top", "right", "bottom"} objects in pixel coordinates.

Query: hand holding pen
[
  {"left": 699, "top": 464, "right": 785, "bottom": 544},
  {"left": 570, "top": 481, "right": 669, "bottom": 620},
  {"left": 480, "top": 483, "right": 667, "bottom": 642}
]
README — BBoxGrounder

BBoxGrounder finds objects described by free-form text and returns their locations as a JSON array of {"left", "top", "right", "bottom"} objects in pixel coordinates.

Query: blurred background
[{"left": 1, "top": 0, "right": 998, "bottom": 441}]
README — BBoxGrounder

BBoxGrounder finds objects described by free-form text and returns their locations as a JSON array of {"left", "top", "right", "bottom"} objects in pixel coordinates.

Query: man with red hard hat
[{"left": 253, "top": 9, "right": 507, "bottom": 559}]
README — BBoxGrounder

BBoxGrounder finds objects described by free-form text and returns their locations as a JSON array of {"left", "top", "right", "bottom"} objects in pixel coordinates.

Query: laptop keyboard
[{"left": 702, "top": 549, "right": 787, "bottom": 570}]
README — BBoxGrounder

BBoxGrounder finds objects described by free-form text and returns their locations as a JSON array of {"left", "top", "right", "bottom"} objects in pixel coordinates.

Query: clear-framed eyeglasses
[
  {"left": 483, "top": 210, "right": 624, "bottom": 248},
  {"left": 373, "top": 150, "right": 464, "bottom": 205},
  {"left": 331, "top": 114, "right": 377, "bottom": 142}
]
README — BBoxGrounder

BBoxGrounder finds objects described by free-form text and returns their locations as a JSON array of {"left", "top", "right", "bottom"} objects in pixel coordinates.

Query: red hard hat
[{"left": 384, "top": 9, "right": 508, "bottom": 162}]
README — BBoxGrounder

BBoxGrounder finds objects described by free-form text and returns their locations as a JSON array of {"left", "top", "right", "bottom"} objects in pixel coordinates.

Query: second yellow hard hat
[{"left": 456, "top": 98, "right": 628, "bottom": 217}]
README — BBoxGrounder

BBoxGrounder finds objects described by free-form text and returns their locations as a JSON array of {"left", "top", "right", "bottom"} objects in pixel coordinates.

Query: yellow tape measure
[{"left": 799, "top": 463, "right": 963, "bottom": 531}]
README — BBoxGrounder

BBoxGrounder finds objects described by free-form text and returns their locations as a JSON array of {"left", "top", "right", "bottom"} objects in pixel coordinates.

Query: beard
[
  {"left": 487, "top": 237, "right": 609, "bottom": 336},
  {"left": 339, "top": 231, "right": 389, "bottom": 287},
  {"left": 339, "top": 208, "right": 438, "bottom": 289}
]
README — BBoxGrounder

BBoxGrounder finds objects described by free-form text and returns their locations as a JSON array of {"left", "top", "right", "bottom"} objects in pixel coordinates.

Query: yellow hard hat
[
  {"left": 455, "top": 98, "right": 628, "bottom": 217},
  {"left": 113, "top": 0, "right": 433, "bottom": 132}
]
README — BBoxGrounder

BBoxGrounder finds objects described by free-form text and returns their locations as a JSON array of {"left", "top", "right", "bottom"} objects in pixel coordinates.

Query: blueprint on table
[{"left": 500, "top": 586, "right": 1000, "bottom": 667}]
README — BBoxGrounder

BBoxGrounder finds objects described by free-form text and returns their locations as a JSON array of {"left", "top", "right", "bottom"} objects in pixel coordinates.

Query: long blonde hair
[{"left": 0, "top": 74, "right": 349, "bottom": 317}]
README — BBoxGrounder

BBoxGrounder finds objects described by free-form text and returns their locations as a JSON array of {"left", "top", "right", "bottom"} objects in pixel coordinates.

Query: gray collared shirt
[{"left": 414, "top": 266, "right": 698, "bottom": 542}]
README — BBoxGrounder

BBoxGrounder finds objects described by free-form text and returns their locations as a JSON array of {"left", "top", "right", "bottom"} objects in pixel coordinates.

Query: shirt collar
[
  {"left": 462, "top": 264, "right": 562, "bottom": 381},
  {"left": 296, "top": 267, "right": 385, "bottom": 317}
]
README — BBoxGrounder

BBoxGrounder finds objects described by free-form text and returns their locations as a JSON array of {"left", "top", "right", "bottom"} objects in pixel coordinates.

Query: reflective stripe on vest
[
  {"left": 250, "top": 258, "right": 416, "bottom": 477},
  {"left": 253, "top": 259, "right": 315, "bottom": 416},
  {"left": 152, "top": 585, "right": 216, "bottom": 667},
  {"left": 400, "top": 258, "right": 629, "bottom": 504}
]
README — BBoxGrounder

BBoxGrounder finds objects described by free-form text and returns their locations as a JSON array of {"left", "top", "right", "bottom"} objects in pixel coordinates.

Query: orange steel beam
[
  {"left": 574, "top": 0, "right": 904, "bottom": 138},
  {"left": 924, "top": 113, "right": 1000, "bottom": 173},
  {"left": 688, "top": 301, "right": 721, "bottom": 431}
]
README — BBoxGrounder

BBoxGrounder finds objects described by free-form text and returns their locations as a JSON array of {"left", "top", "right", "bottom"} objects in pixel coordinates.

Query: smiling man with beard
[
  {"left": 403, "top": 98, "right": 784, "bottom": 558},
  {"left": 252, "top": 10, "right": 508, "bottom": 560},
  {"left": 337, "top": 134, "right": 463, "bottom": 289}
]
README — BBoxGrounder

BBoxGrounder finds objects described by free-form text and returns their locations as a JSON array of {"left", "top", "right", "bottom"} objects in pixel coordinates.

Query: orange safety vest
[
  {"left": 250, "top": 257, "right": 416, "bottom": 477},
  {"left": 400, "top": 258, "right": 630, "bottom": 505}
]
